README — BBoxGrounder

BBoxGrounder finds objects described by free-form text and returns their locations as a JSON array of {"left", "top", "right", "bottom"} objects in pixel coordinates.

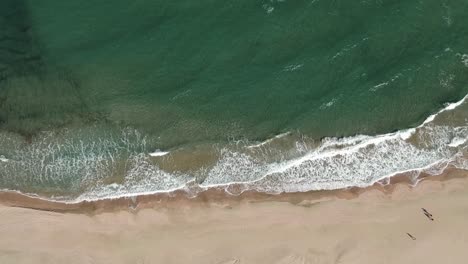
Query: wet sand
[{"left": 0, "top": 169, "right": 468, "bottom": 263}]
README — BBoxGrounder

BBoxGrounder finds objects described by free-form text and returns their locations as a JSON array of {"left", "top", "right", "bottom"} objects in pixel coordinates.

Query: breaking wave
[{"left": 0, "top": 95, "right": 467, "bottom": 203}]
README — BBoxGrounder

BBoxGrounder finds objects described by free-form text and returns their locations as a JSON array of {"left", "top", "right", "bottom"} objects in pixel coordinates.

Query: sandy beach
[
  {"left": 0, "top": 170, "right": 467, "bottom": 264},
  {"left": 2, "top": 1, "right": 468, "bottom": 263}
]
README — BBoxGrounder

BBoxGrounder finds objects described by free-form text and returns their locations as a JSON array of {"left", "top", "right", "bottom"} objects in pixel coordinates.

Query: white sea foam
[
  {"left": 370, "top": 82, "right": 388, "bottom": 91},
  {"left": 171, "top": 89, "right": 192, "bottom": 101},
  {"left": 196, "top": 94, "right": 468, "bottom": 194},
  {"left": 319, "top": 97, "right": 338, "bottom": 109},
  {"left": 149, "top": 150, "right": 170, "bottom": 157},
  {"left": 262, "top": 4, "right": 274, "bottom": 14},
  {"left": 461, "top": 54, "right": 468, "bottom": 67},
  {"left": 398, "top": 128, "right": 416, "bottom": 140},
  {"left": 283, "top": 64, "right": 303, "bottom": 72},
  {"left": 1, "top": 94, "right": 467, "bottom": 203},
  {"left": 422, "top": 94, "right": 468, "bottom": 125},
  {"left": 247, "top": 132, "right": 291, "bottom": 149},
  {"left": 449, "top": 137, "right": 467, "bottom": 148},
  {"left": 370, "top": 73, "right": 402, "bottom": 92},
  {"left": 75, "top": 153, "right": 194, "bottom": 201},
  {"left": 332, "top": 37, "right": 369, "bottom": 61}
]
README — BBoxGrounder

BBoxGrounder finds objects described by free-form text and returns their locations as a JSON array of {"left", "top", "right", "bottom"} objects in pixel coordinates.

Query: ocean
[{"left": 0, "top": 0, "right": 467, "bottom": 201}]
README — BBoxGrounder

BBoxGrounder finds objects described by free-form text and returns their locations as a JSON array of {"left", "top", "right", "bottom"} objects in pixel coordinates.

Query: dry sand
[{"left": 1, "top": 174, "right": 468, "bottom": 264}]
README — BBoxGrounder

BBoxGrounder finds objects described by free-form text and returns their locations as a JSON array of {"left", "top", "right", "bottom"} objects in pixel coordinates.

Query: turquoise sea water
[{"left": 0, "top": 0, "right": 467, "bottom": 200}]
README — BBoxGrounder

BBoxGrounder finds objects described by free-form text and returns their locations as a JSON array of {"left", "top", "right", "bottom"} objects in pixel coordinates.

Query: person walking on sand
[
  {"left": 407, "top": 233, "right": 416, "bottom": 240},
  {"left": 422, "top": 208, "right": 434, "bottom": 221}
]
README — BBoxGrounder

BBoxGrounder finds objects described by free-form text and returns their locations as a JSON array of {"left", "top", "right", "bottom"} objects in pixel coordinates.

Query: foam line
[
  {"left": 149, "top": 150, "right": 170, "bottom": 157},
  {"left": 1, "top": 94, "right": 466, "bottom": 203},
  {"left": 247, "top": 132, "right": 291, "bottom": 148}
]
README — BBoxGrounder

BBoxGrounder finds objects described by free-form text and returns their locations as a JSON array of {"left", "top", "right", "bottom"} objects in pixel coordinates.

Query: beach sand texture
[{"left": 1, "top": 174, "right": 468, "bottom": 264}]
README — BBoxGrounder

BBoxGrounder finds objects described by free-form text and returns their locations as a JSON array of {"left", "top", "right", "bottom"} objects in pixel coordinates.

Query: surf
[{"left": 0, "top": 94, "right": 465, "bottom": 203}]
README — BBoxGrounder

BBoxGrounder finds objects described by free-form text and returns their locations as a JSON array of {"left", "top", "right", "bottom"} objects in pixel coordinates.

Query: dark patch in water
[
  {"left": 0, "top": 0, "right": 43, "bottom": 78},
  {"left": 0, "top": 0, "right": 96, "bottom": 136}
]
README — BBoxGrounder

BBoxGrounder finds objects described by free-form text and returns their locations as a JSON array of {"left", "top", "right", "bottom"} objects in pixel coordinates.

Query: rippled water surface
[{"left": 0, "top": 0, "right": 467, "bottom": 200}]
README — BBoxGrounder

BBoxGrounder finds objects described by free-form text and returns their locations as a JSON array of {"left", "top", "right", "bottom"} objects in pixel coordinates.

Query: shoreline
[
  {"left": 0, "top": 93, "right": 465, "bottom": 207},
  {"left": 1, "top": 167, "right": 468, "bottom": 263},
  {"left": 1, "top": 166, "right": 466, "bottom": 214}
]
